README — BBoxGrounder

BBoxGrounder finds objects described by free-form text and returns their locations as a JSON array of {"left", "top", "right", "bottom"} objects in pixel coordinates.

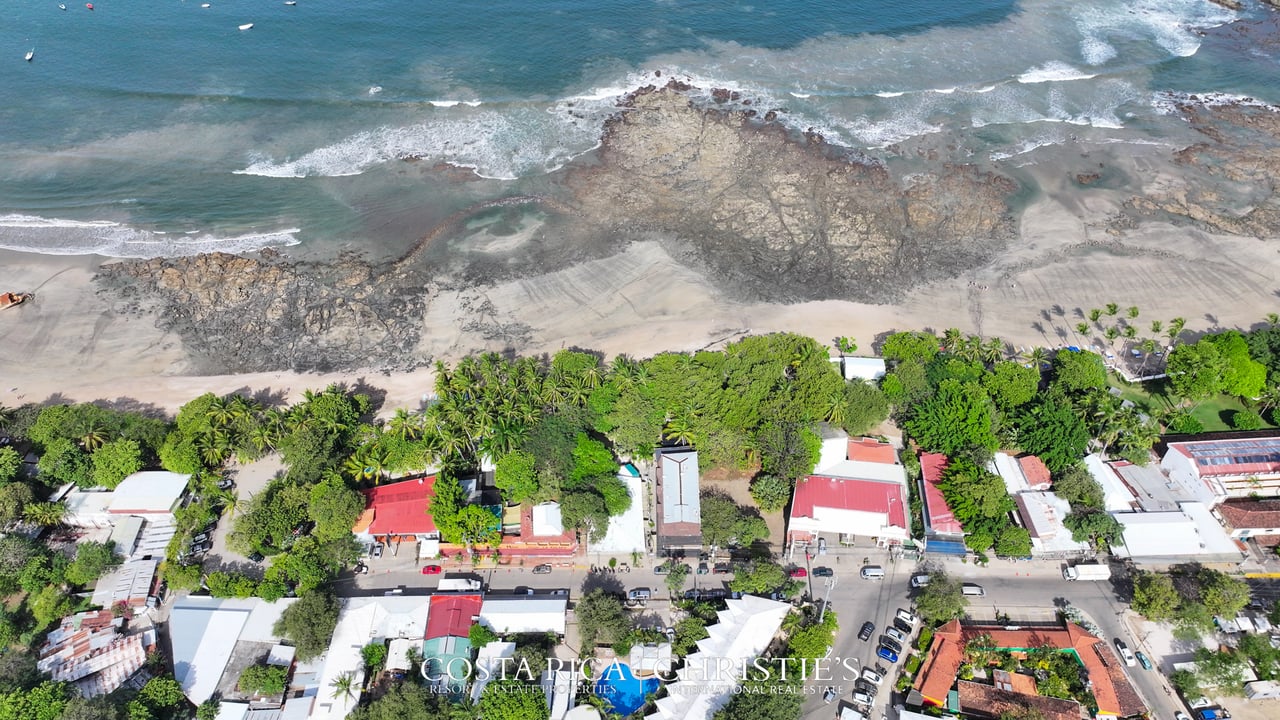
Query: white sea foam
[
  {"left": 789, "top": 92, "right": 812, "bottom": 98},
  {"left": 1079, "top": 37, "right": 1117, "bottom": 66},
  {"left": 874, "top": 91, "right": 904, "bottom": 98},
  {"left": 428, "top": 100, "right": 459, "bottom": 107},
  {"left": 1017, "top": 61, "right": 1097, "bottom": 84},
  {"left": 0, "top": 214, "right": 299, "bottom": 258},
  {"left": 930, "top": 87, "right": 958, "bottom": 95}
]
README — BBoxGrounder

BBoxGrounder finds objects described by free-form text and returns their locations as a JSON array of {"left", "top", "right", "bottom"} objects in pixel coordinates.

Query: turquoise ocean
[{"left": 0, "top": 0, "right": 1271, "bottom": 258}]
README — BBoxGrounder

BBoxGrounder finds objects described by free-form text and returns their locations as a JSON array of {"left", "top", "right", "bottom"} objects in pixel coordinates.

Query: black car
[
  {"left": 713, "top": 563, "right": 732, "bottom": 575},
  {"left": 858, "top": 621, "right": 875, "bottom": 641},
  {"left": 248, "top": 551, "right": 265, "bottom": 563},
  {"left": 813, "top": 567, "right": 834, "bottom": 577},
  {"left": 683, "top": 589, "right": 703, "bottom": 601},
  {"left": 893, "top": 618, "right": 913, "bottom": 634},
  {"left": 189, "top": 540, "right": 213, "bottom": 554},
  {"left": 701, "top": 589, "right": 728, "bottom": 601},
  {"left": 880, "top": 637, "right": 902, "bottom": 653}
]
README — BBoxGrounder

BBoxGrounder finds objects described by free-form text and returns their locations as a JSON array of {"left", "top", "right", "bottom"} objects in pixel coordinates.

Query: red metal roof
[
  {"left": 359, "top": 477, "right": 437, "bottom": 535},
  {"left": 791, "top": 475, "right": 907, "bottom": 528},
  {"left": 426, "top": 594, "right": 482, "bottom": 640},
  {"left": 919, "top": 453, "right": 964, "bottom": 535},
  {"left": 846, "top": 437, "right": 898, "bottom": 464}
]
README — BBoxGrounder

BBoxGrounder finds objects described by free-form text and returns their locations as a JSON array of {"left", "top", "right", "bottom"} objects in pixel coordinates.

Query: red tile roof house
[
  {"left": 787, "top": 438, "right": 909, "bottom": 554},
  {"left": 1216, "top": 499, "right": 1280, "bottom": 547},
  {"left": 914, "top": 620, "right": 1147, "bottom": 718},
  {"left": 918, "top": 452, "right": 967, "bottom": 556},
  {"left": 352, "top": 477, "right": 578, "bottom": 561}
]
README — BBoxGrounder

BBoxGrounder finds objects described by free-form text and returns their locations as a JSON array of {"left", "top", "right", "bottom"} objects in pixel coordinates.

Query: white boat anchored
[
  {"left": 369, "top": 86, "right": 383, "bottom": 95},
  {"left": 58, "top": 3, "right": 67, "bottom": 10},
  {"left": 284, "top": 1, "right": 297, "bottom": 5},
  {"left": 25, "top": 48, "right": 34, "bottom": 62},
  {"left": 238, "top": 23, "right": 254, "bottom": 30}
]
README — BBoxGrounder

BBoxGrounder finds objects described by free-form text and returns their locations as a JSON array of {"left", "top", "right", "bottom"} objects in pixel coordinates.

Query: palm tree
[
  {"left": 1126, "top": 306, "right": 1140, "bottom": 319},
  {"left": 0, "top": 405, "right": 13, "bottom": 432},
  {"left": 1028, "top": 347, "right": 1049, "bottom": 371},
  {"left": 1105, "top": 302, "right": 1119, "bottom": 317},
  {"left": 1168, "top": 317, "right": 1187, "bottom": 346},
  {"left": 1123, "top": 326, "right": 1137, "bottom": 340},
  {"left": 981, "top": 337, "right": 1005, "bottom": 365},
  {"left": 1088, "top": 308, "right": 1102, "bottom": 324},
  {"left": 345, "top": 444, "right": 390, "bottom": 483},
  {"left": 824, "top": 393, "right": 847, "bottom": 427},
  {"left": 942, "top": 328, "right": 964, "bottom": 353},
  {"left": 196, "top": 430, "right": 232, "bottom": 466},
  {"left": 1075, "top": 322, "right": 1090, "bottom": 337},
  {"left": 330, "top": 672, "right": 357, "bottom": 705},
  {"left": 79, "top": 426, "right": 107, "bottom": 451},
  {"left": 663, "top": 409, "right": 697, "bottom": 446},
  {"left": 228, "top": 395, "right": 258, "bottom": 422},
  {"left": 1150, "top": 320, "right": 1163, "bottom": 335},
  {"left": 206, "top": 396, "right": 235, "bottom": 427},
  {"left": 1269, "top": 313, "right": 1280, "bottom": 327},
  {"left": 387, "top": 408, "right": 422, "bottom": 441},
  {"left": 24, "top": 501, "right": 67, "bottom": 527}
]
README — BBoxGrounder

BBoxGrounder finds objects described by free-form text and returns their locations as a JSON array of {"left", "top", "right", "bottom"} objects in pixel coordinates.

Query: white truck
[
  {"left": 1062, "top": 563, "right": 1111, "bottom": 581},
  {"left": 438, "top": 576, "right": 482, "bottom": 591}
]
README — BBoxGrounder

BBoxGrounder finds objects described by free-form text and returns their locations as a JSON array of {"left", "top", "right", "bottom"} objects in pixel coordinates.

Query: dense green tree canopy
[
  {"left": 729, "top": 561, "right": 789, "bottom": 595},
  {"left": 1051, "top": 350, "right": 1107, "bottom": 394},
  {"left": 982, "top": 361, "right": 1041, "bottom": 410},
  {"left": 701, "top": 493, "right": 769, "bottom": 548},
  {"left": 65, "top": 541, "right": 119, "bottom": 586},
  {"left": 905, "top": 380, "right": 998, "bottom": 457},
  {"left": 881, "top": 331, "right": 940, "bottom": 364},
  {"left": 308, "top": 474, "right": 366, "bottom": 542},
  {"left": 1205, "top": 331, "right": 1268, "bottom": 398},
  {"left": 494, "top": 451, "right": 538, "bottom": 505},
  {"left": 0, "top": 448, "right": 21, "bottom": 485},
  {"left": 575, "top": 589, "right": 630, "bottom": 649},
  {"left": 915, "top": 572, "right": 969, "bottom": 625},
  {"left": 273, "top": 592, "right": 340, "bottom": 661},
  {"left": 478, "top": 679, "right": 548, "bottom": 720},
  {"left": 1167, "top": 341, "right": 1225, "bottom": 400},
  {"left": 1013, "top": 397, "right": 1090, "bottom": 472},
  {"left": 91, "top": 439, "right": 144, "bottom": 489}
]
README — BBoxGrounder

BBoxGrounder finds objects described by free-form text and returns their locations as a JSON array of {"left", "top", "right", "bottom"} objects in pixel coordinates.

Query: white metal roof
[
  {"left": 840, "top": 356, "right": 887, "bottom": 381},
  {"left": 532, "top": 502, "right": 564, "bottom": 536},
  {"left": 645, "top": 595, "right": 790, "bottom": 720},
  {"left": 657, "top": 449, "right": 700, "bottom": 525},
  {"left": 1084, "top": 454, "right": 1138, "bottom": 512},
  {"left": 108, "top": 471, "right": 190, "bottom": 514},
  {"left": 814, "top": 459, "right": 906, "bottom": 485},
  {"left": 1013, "top": 492, "right": 1090, "bottom": 555},
  {"left": 470, "top": 641, "right": 517, "bottom": 703},
  {"left": 593, "top": 471, "right": 645, "bottom": 554},
  {"left": 1112, "top": 502, "right": 1243, "bottom": 561},
  {"left": 479, "top": 596, "right": 567, "bottom": 635},
  {"left": 169, "top": 597, "right": 294, "bottom": 704},
  {"left": 310, "top": 597, "right": 431, "bottom": 720}
]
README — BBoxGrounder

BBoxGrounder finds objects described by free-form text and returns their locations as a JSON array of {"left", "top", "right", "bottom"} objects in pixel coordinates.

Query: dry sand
[{"left": 2, "top": 141, "right": 1278, "bottom": 418}]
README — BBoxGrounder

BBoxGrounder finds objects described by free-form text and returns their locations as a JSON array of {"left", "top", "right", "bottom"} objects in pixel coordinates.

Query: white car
[
  {"left": 886, "top": 626, "right": 908, "bottom": 644},
  {"left": 852, "top": 691, "right": 873, "bottom": 706},
  {"left": 860, "top": 668, "right": 883, "bottom": 685},
  {"left": 1114, "top": 638, "right": 1136, "bottom": 667},
  {"left": 895, "top": 608, "right": 917, "bottom": 626}
]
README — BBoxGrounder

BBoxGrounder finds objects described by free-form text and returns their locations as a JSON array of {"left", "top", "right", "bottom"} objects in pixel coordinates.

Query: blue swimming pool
[{"left": 593, "top": 662, "right": 660, "bottom": 716}]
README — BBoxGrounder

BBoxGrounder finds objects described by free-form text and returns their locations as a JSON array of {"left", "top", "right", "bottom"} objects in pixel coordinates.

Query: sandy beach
[{"left": 4, "top": 138, "right": 1277, "bottom": 420}]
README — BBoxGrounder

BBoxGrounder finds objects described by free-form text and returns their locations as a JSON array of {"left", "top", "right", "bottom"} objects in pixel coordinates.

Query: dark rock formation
[{"left": 568, "top": 83, "right": 1018, "bottom": 302}]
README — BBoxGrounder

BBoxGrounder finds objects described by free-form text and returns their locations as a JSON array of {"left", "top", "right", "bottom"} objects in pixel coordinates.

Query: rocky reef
[
  {"left": 570, "top": 83, "right": 1019, "bottom": 303},
  {"left": 99, "top": 83, "right": 1024, "bottom": 372}
]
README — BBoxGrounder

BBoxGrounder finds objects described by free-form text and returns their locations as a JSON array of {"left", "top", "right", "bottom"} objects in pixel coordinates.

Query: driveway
[{"left": 202, "top": 454, "right": 285, "bottom": 576}]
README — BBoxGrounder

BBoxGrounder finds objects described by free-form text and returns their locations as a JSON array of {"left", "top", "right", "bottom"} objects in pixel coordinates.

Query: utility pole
[{"left": 818, "top": 576, "right": 838, "bottom": 624}]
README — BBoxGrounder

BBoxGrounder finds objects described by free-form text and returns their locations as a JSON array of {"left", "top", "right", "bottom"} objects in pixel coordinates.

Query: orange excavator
[{"left": 0, "top": 292, "right": 31, "bottom": 310}]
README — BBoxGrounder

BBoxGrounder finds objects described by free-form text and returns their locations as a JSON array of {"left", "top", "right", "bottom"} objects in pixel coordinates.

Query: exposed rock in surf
[{"left": 571, "top": 82, "right": 1018, "bottom": 303}]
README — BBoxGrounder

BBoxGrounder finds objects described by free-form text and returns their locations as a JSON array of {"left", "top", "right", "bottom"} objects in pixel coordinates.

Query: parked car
[
  {"left": 910, "top": 573, "right": 930, "bottom": 588},
  {"left": 895, "top": 608, "right": 917, "bottom": 626},
  {"left": 858, "top": 621, "right": 875, "bottom": 641},
  {"left": 885, "top": 626, "right": 907, "bottom": 644},
  {"left": 860, "top": 668, "right": 883, "bottom": 685},
  {"left": 696, "top": 562, "right": 709, "bottom": 575},
  {"left": 1175, "top": 713, "right": 1191, "bottom": 720},
  {"left": 371, "top": 544, "right": 384, "bottom": 559},
  {"left": 248, "top": 551, "right": 264, "bottom": 563},
  {"left": 1114, "top": 638, "right": 1136, "bottom": 666},
  {"left": 1135, "top": 651, "right": 1152, "bottom": 671},
  {"left": 818, "top": 537, "right": 827, "bottom": 555},
  {"left": 188, "top": 540, "right": 212, "bottom": 554},
  {"left": 854, "top": 680, "right": 878, "bottom": 697},
  {"left": 190, "top": 532, "right": 210, "bottom": 544},
  {"left": 533, "top": 564, "right": 553, "bottom": 574},
  {"left": 813, "top": 567, "right": 834, "bottom": 577},
  {"left": 421, "top": 565, "right": 442, "bottom": 575},
  {"left": 653, "top": 563, "right": 670, "bottom": 575},
  {"left": 217, "top": 478, "right": 235, "bottom": 490},
  {"left": 201, "top": 521, "right": 217, "bottom": 534},
  {"left": 683, "top": 589, "right": 702, "bottom": 601},
  {"left": 880, "top": 637, "right": 902, "bottom": 654},
  {"left": 713, "top": 563, "right": 732, "bottom": 575},
  {"left": 822, "top": 687, "right": 837, "bottom": 704},
  {"left": 789, "top": 567, "right": 807, "bottom": 578},
  {"left": 876, "top": 645, "right": 899, "bottom": 663},
  {"left": 852, "top": 691, "right": 873, "bottom": 706},
  {"left": 702, "top": 589, "right": 728, "bottom": 601}
]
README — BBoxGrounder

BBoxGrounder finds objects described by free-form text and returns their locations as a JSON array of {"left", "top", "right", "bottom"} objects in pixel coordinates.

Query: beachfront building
[
  {"left": 38, "top": 610, "right": 156, "bottom": 698},
  {"left": 1162, "top": 433, "right": 1280, "bottom": 499},
  {"left": 645, "top": 594, "right": 790, "bottom": 720},
  {"left": 787, "top": 436, "right": 908, "bottom": 554},
  {"left": 918, "top": 452, "right": 967, "bottom": 556},
  {"left": 62, "top": 470, "right": 191, "bottom": 528},
  {"left": 832, "top": 356, "right": 887, "bottom": 383},
  {"left": 351, "top": 476, "right": 440, "bottom": 557},
  {"left": 654, "top": 447, "right": 702, "bottom": 555},
  {"left": 914, "top": 620, "right": 1146, "bottom": 718}
]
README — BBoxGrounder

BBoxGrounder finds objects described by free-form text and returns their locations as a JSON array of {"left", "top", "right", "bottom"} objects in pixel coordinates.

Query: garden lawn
[{"left": 1108, "top": 374, "right": 1276, "bottom": 432}]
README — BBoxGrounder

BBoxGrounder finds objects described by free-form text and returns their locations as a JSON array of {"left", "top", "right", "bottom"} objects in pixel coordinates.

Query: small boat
[
  {"left": 0, "top": 292, "right": 32, "bottom": 311},
  {"left": 368, "top": 85, "right": 382, "bottom": 95},
  {"left": 85, "top": 3, "right": 93, "bottom": 9},
  {"left": 284, "top": 1, "right": 296, "bottom": 4},
  {"left": 25, "top": 48, "right": 34, "bottom": 62},
  {"left": 238, "top": 23, "right": 253, "bottom": 30},
  {"left": 201, "top": 2, "right": 210, "bottom": 6},
  {"left": 59, "top": 3, "right": 67, "bottom": 10}
]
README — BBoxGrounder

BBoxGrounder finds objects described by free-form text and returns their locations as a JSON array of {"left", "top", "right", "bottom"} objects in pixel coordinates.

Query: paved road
[{"left": 797, "top": 556, "right": 1182, "bottom": 720}]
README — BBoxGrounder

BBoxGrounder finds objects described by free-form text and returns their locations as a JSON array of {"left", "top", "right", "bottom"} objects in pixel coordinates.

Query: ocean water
[{"left": 0, "top": 0, "right": 1265, "bottom": 258}]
